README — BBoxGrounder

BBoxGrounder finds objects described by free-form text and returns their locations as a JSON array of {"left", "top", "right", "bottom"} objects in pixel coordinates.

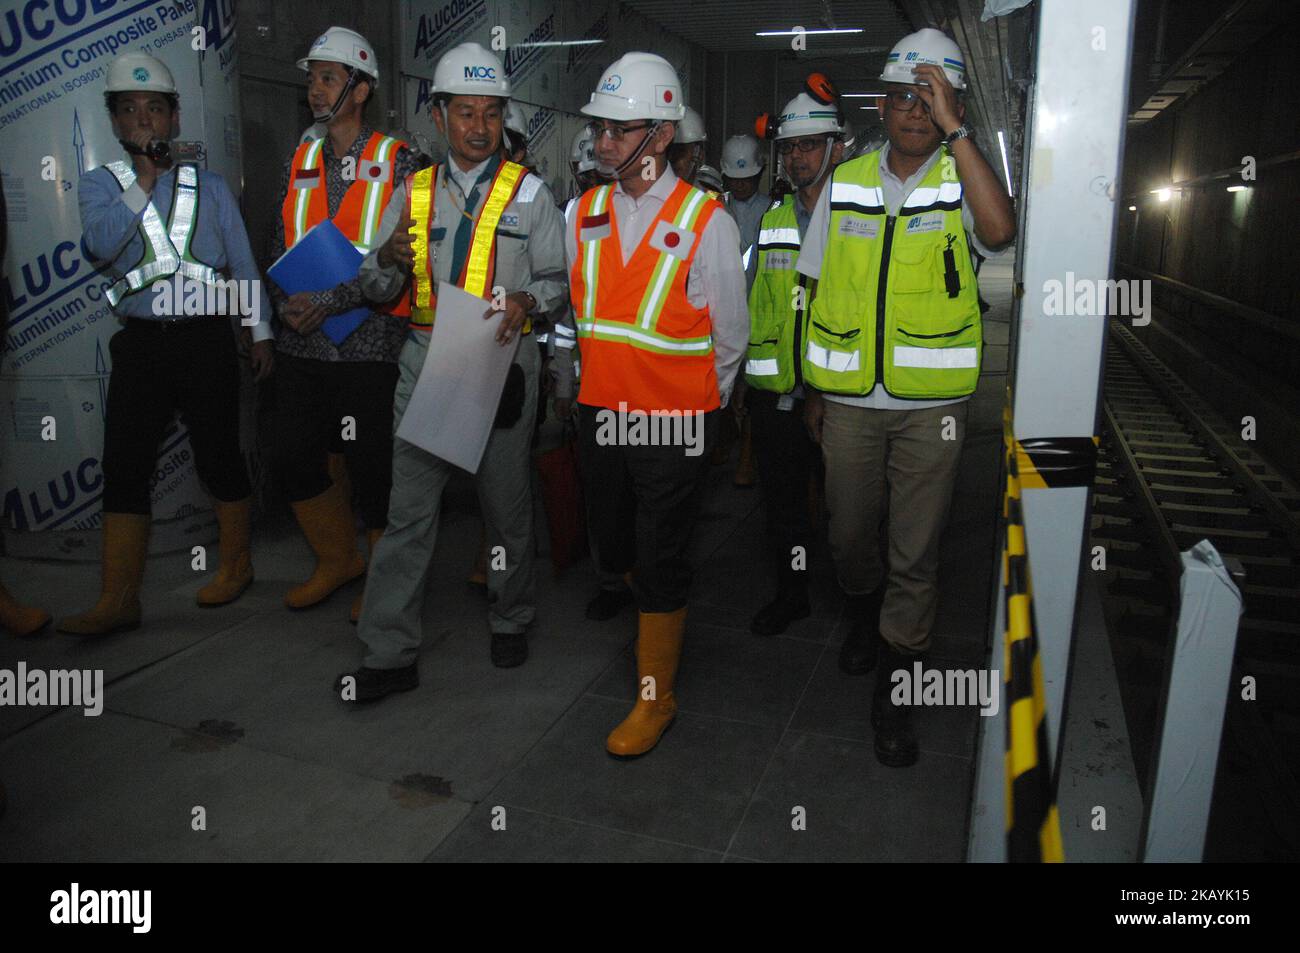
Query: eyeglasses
[
  {"left": 885, "top": 89, "right": 930, "bottom": 113},
  {"left": 776, "top": 136, "right": 829, "bottom": 155},
  {"left": 586, "top": 120, "right": 655, "bottom": 143}
]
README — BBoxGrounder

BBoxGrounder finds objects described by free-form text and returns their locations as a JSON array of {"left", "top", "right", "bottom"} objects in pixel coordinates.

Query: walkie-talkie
[
  {"left": 119, "top": 139, "right": 171, "bottom": 163},
  {"left": 942, "top": 234, "right": 961, "bottom": 298}
]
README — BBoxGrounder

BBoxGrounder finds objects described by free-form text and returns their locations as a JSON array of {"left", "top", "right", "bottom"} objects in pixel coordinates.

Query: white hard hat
[
  {"left": 582, "top": 52, "right": 685, "bottom": 122},
  {"left": 696, "top": 164, "right": 724, "bottom": 193},
  {"left": 505, "top": 101, "right": 528, "bottom": 137},
  {"left": 431, "top": 41, "right": 510, "bottom": 98},
  {"left": 298, "top": 27, "right": 379, "bottom": 84},
  {"left": 776, "top": 92, "right": 842, "bottom": 139},
  {"left": 105, "top": 53, "right": 177, "bottom": 95},
  {"left": 674, "top": 107, "right": 706, "bottom": 144},
  {"left": 570, "top": 127, "right": 597, "bottom": 173},
  {"left": 721, "top": 134, "right": 764, "bottom": 177},
  {"left": 880, "top": 28, "right": 967, "bottom": 90}
]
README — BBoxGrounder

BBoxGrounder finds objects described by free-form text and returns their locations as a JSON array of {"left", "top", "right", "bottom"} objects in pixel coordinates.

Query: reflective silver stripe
[
  {"left": 576, "top": 319, "right": 713, "bottom": 353},
  {"left": 830, "top": 183, "right": 884, "bottom": 206},
  {"left": 103, "top": 163, "right": 204, "bottom": 307},
  {"left": 741, "top": 244, "right": 754, "bottom": 270},
  {"left": 167, "top": 164, "right": 198, "bottom": 259},
  {"left": 292, "top": 138, "right": 325, "bottom": 245},
  {"left": 554, "top": 324, "right": 577, "bottom": 350},
  {"left": 535, "top": 331, "right": 550, "bottom": 343},
  {"left": 745, "top": 358, "right": 780, "bottom": 376},
  {"left": 757, "top": 227, "right": 800, "bottom": 247},
  {"left": 892, "top": 346, "right": 977, "bottom": 369},
  {"left": 903, "top": 182, "right": 963, "bottom": 207},
  {"left": 805, "top": 339, "right": 860, "bottom": 372},
  {"left": 358, "top": 135, "right": 398, "bottom": 250}
]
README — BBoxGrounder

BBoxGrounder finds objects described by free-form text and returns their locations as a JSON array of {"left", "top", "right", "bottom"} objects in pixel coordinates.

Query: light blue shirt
[{"left": 79, "top": 163, "right": 272, "bottom": 339}]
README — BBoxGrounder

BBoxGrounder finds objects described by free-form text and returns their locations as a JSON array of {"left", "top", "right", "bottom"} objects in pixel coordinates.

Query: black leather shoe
[
  {"left": 750, "top": 590, "right": 811, "bottom": 636},
  {"left": 490, "top": 631, "right": 529, "bottom": 668},
  {"left": 333, "top": 664, "right": 418, "bottom": 704},
  {"left": 586, "top": 587, "right": 633, "bottom": 621},
  {"left": 838, "top": 588, "right": 884, "bottom": 675},
  {"left": 871, "top": 644, "right": 920, "bottom": 767}
]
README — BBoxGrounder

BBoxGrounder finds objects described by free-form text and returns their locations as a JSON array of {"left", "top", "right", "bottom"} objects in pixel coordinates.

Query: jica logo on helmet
[
  {"left": 599, "top": 74, "right": 623, "bottom": 93},
  {"left": 464, "top": 65, "right": 496, "bottom": 80},
  {"left": 133, "top": 68, "right": 150, "bottom": 82}
]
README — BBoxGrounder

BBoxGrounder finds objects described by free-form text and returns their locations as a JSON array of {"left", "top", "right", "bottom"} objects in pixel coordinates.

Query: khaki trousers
[{"left": 821, "top": 399, "right": 967, "bottom": 653}]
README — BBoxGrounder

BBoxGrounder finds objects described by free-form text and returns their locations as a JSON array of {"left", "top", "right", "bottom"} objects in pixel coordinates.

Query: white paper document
[{"left": 395, "top": 281, "right": 522, "bottom": 474}]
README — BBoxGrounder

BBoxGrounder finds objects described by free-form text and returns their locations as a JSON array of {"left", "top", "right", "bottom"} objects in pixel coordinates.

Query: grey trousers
[
  {"left": 356, "top": 330, "right": 539, "bottom": 669},
  {"left": 821, "top": 399, "right": 967, "bottom": 654}
]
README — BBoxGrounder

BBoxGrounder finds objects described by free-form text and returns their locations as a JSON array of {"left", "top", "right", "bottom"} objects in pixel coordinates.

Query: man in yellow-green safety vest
[
  {"left": 797, "top": 29, "right": 1016, "bottom": 768},
  {"left": 740, "top": 87, "right": 847, "bottom": 639}
]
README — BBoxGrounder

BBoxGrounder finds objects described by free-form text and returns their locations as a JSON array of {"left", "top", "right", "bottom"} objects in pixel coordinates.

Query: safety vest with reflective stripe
[
  {"left": 745, "top": 196, "right": 804, "bottom": 393},
  {"left": 807, "top": 148, "right": 981, "bottom": 398},
  {"left": 281, "top": 131, "right": 410, "bottom": 318},
  {"left": 406, "top": 160, "right": 529, "bottom": 330},
  {"left": 569, "top": 178, "right": 723, "bottom": 415},
  {"left": 101, "top": 161, "right": 219, "bottom": 309}
]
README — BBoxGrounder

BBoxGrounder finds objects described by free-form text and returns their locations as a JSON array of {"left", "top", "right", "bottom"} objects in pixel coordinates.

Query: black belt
[{"left": 125, "top": 315, "right": 227, "bottom": 332}]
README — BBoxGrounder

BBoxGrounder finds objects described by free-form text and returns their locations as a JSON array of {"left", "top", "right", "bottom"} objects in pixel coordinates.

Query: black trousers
[
  {"left": 579, "top": 403, "right": 719, "bottom": 613},
  {"left": 748, "top": 387, "right": 817, "bottom": 593},
  {"left": 102, "top": 318, "right": 250, "bottom": 514},
  {"left": 271, "top": 353, "right": 398, "bottom": 529}
]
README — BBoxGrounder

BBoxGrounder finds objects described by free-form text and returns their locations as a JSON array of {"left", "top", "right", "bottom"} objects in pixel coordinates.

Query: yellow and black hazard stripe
[
  {"left": 1013, "top": 435, "right": 1099, "bottom": 490},
  {"left": 1002, "top": 403, "right": 1065, "bottom": 863}
]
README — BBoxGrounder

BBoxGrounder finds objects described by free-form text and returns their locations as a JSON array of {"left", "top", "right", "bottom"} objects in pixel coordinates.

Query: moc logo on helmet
[
  {"left": 600, "top": 74, "right": 622, "bottom": 93},
  {"left": 464, "top": 65, "right": 496, "bottom": 79}
]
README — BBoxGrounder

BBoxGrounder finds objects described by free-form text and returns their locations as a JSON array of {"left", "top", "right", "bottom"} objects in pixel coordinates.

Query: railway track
[{"left": 1091, "top": 319, "right": 1300, "bottom": 861}]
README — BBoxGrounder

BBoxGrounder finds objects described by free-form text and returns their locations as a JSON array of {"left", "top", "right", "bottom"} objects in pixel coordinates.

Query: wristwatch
[
  {"left": 945, "top": 123, "right": 974, "bottom": 145},
  {"left": 520, "top": 290, "right": 537, "bottom": 312}
]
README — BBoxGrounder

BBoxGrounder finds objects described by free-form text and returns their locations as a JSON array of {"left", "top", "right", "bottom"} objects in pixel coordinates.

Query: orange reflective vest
[
  {"left": 569, "top": 178, "right": 723, "bottom": 415},
  {"left": 405, "top": 160, "right": 529, "bottom": 330},
  {"left": 280, "top": 131, "right": 410, "bottom": 317}
]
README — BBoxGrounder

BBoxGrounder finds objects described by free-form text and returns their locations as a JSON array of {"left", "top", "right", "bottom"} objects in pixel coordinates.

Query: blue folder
[{"left": 267, "top": 219, "right": 374, "bottom": 345}]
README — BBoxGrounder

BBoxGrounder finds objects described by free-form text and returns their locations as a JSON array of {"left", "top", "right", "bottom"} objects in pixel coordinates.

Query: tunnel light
[
  {"left": 1153, "top": 188, "right": 1172, "bottom": 202},
  {"left": 515, "top": 39, "right": 605, "bottom": 47},
  {"left": 997, "top": 130, "right": 1013, "bottom": 198},
  {"left": 1128, "top": 205, "right": 1137, "bottom": 211},
  {"left": 1226, "top": 185, "right": 1248, "bottom": 192},
  {"left": 841, "top": 93, "right": 885, "bottom": 98},
  {"left": 755, "top": 28, "right": 863, "bottom": 36}
]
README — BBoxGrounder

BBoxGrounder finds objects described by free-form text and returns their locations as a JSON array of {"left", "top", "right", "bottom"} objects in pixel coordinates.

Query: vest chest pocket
[{"left": 889, "top": 238, "right": 978, "bottom": 340}]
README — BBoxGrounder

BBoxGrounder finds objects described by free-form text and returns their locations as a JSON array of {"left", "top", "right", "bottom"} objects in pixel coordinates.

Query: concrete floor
[{"left": 0, "top": 264, "right": 1014, "bottom": 862}]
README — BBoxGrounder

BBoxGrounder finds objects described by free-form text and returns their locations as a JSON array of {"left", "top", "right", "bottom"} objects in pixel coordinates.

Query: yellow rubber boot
[
  {"left": 0, "top": 581, "right": 51, "bottom": 636},
  {"left": 56, "top": 513, "right": 151, "bottom": 635},
  {"left": 733, "top": 416, "right": 756, "bottom": 486},
  {"left": 196, "top": 498, "right": 254, "bottom": 606},
  {"left": 350, "top": 528, "right": 384, "bottom": 624},
  {"left": 285, "top": 484, "right": 365, "bottom": 609},
  {"left": 606, "top": 608, "right": 686, "bottom": 757}
]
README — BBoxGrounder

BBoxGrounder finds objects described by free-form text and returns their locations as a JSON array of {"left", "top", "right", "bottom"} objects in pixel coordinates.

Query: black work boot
[
  {"left": 333, "top": 664, "right": 418, "bottom": 704},
  {"left": 751, "top": 587, "right": 811, "bottom": 636},
  {"left": 838, "top": 587, "right": 884, "bottom": 675},
  {"left": 490, "top": 631, "right": 529, "bottom": 668},
  {"left": 872, "top": 643, "right": 920, "bottom": 767},
  {"left": 586, "top": 587, "right": 633, "bottom": 621}
]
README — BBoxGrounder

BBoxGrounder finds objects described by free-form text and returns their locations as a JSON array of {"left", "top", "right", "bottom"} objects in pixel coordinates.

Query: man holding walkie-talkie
[{"left": 61, "top": 52, "right": 273, "bottom": 636}]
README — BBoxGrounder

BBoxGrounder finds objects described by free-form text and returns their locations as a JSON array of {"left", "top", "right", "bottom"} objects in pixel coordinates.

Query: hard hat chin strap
[
  {"left": 313, "top": 67, "right": 360, "bottom": 124},
  {"left": 781, "top": 134, "right": 836, "bottom": 190},
  {"left": 604, "top": 121, "right": 662, "bottom": 177}
]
